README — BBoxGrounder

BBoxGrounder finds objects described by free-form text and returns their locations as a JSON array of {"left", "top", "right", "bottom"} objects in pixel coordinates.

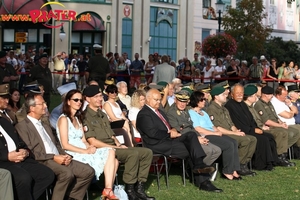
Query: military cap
[
  {"left": 0, "top": 51, "right": 6, "bottom": 58},
  {"left": 287, "top": 85, "right": 300, "bottom": 93},
  {"left": 157, "top": 81, "right": 168, "bottom": 87},
  {"left": 210, "top": 86, "right": 225, "bottom": 96},
  {"left": 57, "top": 82, "right": 77, "bottom": 96},
  {"left": 39, "top": 53, "right": 48, "bottom": 59},
  {"left": 93, "top": 44, "right": 102, "bottom": 49},
  {"left": 181, "top": 87, "right": 193, "bottom": 96},
  {"left": 244, "top": 85, "right": 258, "bottom": 96},
  {"left": 182, "top": 82, "right": 194, "bottom": 91},
  {"left": 148, "top": 84, "right": 163, "bottom": 90},
  {"left": 23, "top": 81, "right": 40, "bottom": 92},
  {"left": 195, "top": 84, "right": 211, "bottom": 92},
  {"left": 83, "top": 85, "right": 102, "bottom": 97},
  {"left": 261, "top": 86, "right": 274, "bottom": 94},
  {"left": 105, "top": 77, "right": 115, "bottom": 85},
  {"left": 213, "top": 80, "right": 230, "bottom": 89},
  {"left": 0, "top": 84, "right": 10, "bottom": 97},
  {"left": 175, "top": 90, "right": 190, "bottom": 102}
]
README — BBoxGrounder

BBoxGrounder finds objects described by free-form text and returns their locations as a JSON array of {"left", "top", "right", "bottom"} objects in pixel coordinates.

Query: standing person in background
[
  {"left": 239, "top": 60, "right": 250, "bottom": 85},
  {"left": 277, "top": 61, "right": 286, "bottom": 84},
  {"left": 0, "top": 51, "right": 19, "bottom": 89},
  {"left": 214, "top": 58, "right": 226, "bottom": 83},
  {"left": 145, "top": 54, "right": 156, "bottom": 84},
  {"left": 226, "top": 59, "right": 239, "bottom": 86},
  {"left": 203, "top": 59, "right": 214, "bottom": 84},
  {"left": 181, "top": 59, "right": 194, "bottom": 84},
  {"left": 17, "top": 54, "right": 26, "bottom": 92},
  {"left": 267, "top": 58, "right": 279, "bottom": 88},
  {"left": 249, "top": 56, "right": 262, "bottom": 83},
  {"left": 122, "top": 52, "right": 131, "bottom": 88},
  {"left": 33, "top": 47, "right": 44, "bottom": 65},
  {"left": 29, "top": 53, "right": 52, "bottom": 108},
  {"left": 129, "top": 53, "right": 144, "bottom": 89},
  {"left": 116, "top": 56, "right": 128, "bottom": 83},
  {"left": 85, "top": 44, "right": 110, "bottom": 91},
  {"left": 77, "top": 54, "right": 88, "bottom": 90},
  {"left": 152, "top": 55, "right": 176, "bottom": 84},
  {"left": 283, "top": 60, "right": 296, "bottom": 87},
  {"left": 52, "top": 51, "right": 66, "bottom": 93},
  {"left": 6, "top": 51, "right": 20, "bottom": 72},
  {"left": 192, "top": 53, "right": 201, "bottom": 71}
]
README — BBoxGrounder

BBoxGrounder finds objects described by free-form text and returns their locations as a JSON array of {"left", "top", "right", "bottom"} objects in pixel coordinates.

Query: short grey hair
[
  {"left": 24, "top": 93, "right": 41, "bottom": 113},
  {"left": 116, "top": 81, "right": 127, "bottom": 88}
]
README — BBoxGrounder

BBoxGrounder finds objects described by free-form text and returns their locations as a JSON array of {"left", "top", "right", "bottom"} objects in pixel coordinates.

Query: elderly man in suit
[
  {"left": 136, "top": 88, "right": 222, "bottom": 193},
  {"left": 0, "top": 112, "right": 54, "bottom": 199},
  {"left": 15, "top": 93, "right": 95, "bottom": 200},
  {"left": 152, "top": 55, "right": 176, "bottom": 84}
]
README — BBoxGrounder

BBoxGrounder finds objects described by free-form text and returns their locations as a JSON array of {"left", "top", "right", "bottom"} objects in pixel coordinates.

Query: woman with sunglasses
[
  {"left": 103, "top": 84, "right": 134, "bottom": 146},
  {"left": 188, "top": 91, "right": 241, "bottom": 181},
  {"left": 57, "top": 89, "right": 119, "bottom": 200}
]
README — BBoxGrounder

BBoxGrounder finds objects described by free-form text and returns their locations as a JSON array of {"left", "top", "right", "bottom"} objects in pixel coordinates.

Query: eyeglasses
[
  {"left": 200, "top": 98, "right": 207, "bottom": 102},
  {"left": 35, "top": 102, "right": 47, "bottom": 106},
  {"left": 153, "top": 98, "right": 161, "bottom": 102},
  {"left": 72, "top": 98, "right": 83, "bottom": 103}
]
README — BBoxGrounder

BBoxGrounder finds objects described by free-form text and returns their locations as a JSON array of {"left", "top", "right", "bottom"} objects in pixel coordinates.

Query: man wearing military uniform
[
  {"left": 0, "top": 51, "right": 19, "bottom": 90},
  {"left": 29, "top": 53, "right": 52, "bottom": 108},
  {"left": 166, "top": 89, "right": 221, "bottom": 166},
  {"left": 82, "top": 85, "right": 155, "bottom": 200},
  {"left": 0, "top": 84, "right": 17, "bottom": 125},
  {"left": 254, "top": 86, "right": 295, "bottom": 166},
  {"left": 207, "top": 86, "right": 257, "bottom": 176},
  {"left": 85, "top": 44, "right": 110, "bottom": 91}
]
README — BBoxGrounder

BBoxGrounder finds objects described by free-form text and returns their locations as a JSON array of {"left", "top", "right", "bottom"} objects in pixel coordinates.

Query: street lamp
[
  {"left": 59, "top": 26, "right": 66, "bottom": 41},
  {"left": 215, "top": 0, "right": 225, "bottom": 33}
]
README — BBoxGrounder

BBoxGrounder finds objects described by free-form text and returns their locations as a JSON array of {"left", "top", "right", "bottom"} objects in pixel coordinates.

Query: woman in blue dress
[{"left": 57, "top": 89, "right": 119, "bottom": 200}]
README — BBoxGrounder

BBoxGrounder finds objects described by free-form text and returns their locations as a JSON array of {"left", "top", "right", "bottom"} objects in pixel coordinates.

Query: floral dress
[{"left": 57, "top": 114, "right": 111, "bottom": 179}]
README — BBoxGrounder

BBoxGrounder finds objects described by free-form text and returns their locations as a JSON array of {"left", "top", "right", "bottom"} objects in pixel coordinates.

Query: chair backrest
[{"left": 112, "top": 128, "right": 133, "bottom": 147}]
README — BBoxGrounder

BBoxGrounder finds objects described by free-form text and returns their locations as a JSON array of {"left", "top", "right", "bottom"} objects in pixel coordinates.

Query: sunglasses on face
[
  {"left": 72, "top": 98, "right": 83, "bottom": 103},
  {"left": 200, "top": 98, "right": 207, "bottom": 102},
  {"left": 109, "top": 91, "right": 118, "bottom": 94}
]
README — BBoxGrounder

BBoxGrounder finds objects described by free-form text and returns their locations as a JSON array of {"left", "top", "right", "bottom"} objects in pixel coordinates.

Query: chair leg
[
  {"left": 154, "top": 160, "right": 161, "bottom": 191},
  {"left": 182, "top": 159, "right": 186, "bottom": 186},
  {"left": 163, "top": 156, "right": 169, "bottom": 189},
  {"left": 115, "top": 173, "right": 119, "bottom": 185},
  {"left": 86, "top": 190, "right": 89, "bottom": 200}
]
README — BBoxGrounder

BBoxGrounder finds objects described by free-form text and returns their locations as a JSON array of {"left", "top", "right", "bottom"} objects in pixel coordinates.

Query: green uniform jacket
[
  {"left": 83, "top": 106, "right": 115, "bottom": 145},
  {"left": 206, "top": 101, "right": 234, "bottom": 130},
  {"left": 254, "top": 99, "right": 279, "bottom": 124},
  {"left": 166, "top": 104, "right": 198, "bottom": 135}
]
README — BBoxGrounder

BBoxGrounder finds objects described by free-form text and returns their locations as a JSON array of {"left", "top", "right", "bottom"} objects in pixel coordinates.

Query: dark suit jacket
[
  {"left": 0, "top": 117, "right": 36, "bottom": 167},
  {"left": 15, "top": 117, "right": 66, "bottom": 162},
  {"left": 136, "top": 105, "right": 173, "bottom": 155}
]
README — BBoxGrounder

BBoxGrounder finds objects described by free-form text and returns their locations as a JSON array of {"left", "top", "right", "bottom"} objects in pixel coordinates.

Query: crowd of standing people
[{"left": 1, "top": 44, "right": 300, "bottom": 200}]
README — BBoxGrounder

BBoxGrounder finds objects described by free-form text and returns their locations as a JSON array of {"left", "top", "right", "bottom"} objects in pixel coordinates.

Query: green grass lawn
[
  {"left": 47, "top": 95, "right": 300, "bottom": 200},
  {"left": 84, "top": 160, "right": 300, "bottom": 200}
]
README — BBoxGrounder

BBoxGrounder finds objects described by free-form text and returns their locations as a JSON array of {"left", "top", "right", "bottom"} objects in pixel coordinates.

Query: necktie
[
  {"left": 36, "top": 121, "right": 59, "bottom": 155},
  {"left": 2, "top": 110, "right": 13, "bottom": 124},
  {"left": 155, "top": 110, "right": 171, "bottom": 130}
]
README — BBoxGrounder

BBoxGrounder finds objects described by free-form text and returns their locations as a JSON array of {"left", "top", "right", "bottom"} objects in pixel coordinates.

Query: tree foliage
[
  {"left": 222, "top": 0, "right": 272, "bottom": 59},
  {"left": 264, "top": 37, "right": 300, "bottom": 63}
]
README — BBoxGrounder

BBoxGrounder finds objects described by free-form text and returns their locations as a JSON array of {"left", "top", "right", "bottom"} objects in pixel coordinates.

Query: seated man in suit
[
  {"left": 136, "top": 88, "right": 222, "bottom": 193},
  {"left": 0, "top": 114, "right": 54, "bottom": 199},
  {"left": 15, "top": 93, "right": 95, "bottom": 200}
]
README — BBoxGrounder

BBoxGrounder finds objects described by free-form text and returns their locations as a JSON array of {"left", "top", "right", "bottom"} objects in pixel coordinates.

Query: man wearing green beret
[
  {"left": 166, "top": 90, "right": 222, "bottom": 168},
  {"left": 207, "top": 86, "right": 257, "bottom": 176}
]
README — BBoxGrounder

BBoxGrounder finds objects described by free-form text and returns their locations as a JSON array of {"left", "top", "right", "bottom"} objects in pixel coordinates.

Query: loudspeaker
[{"left": 43, "top": 34, "right": 51, "bottom": 47}]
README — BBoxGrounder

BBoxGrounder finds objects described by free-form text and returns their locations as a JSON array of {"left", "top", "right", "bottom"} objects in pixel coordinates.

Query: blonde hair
[{"left": 131, "top": 90, "right": 146, "bottom": 109}]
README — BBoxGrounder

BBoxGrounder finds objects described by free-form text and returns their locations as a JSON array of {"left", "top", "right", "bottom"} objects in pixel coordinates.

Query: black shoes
[
  {"left": 135, "top": 182, "right": 155, "bottom": 200},
  {"left": 277, "top": 154, "right": 296, "bottom": 167},
  {"left": 238, "top": 164, "right": 256, "bottom": 176},
  {"left": 199, "top": 180, "right": 223, "bottom": 193},
  {"left": 125, "top": 184, "right": 139, "bottom": 200},
  {"left": 193, "top": 164, "right": 215, "bottom": 174}
]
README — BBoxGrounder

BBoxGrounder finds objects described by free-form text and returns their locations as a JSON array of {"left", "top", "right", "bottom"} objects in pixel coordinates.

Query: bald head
[{"left": 146, "top": 89, "right": 161, "bottom": 110}]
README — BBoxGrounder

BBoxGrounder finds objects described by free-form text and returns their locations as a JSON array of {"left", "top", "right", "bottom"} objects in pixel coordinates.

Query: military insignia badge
[
  {"left": 177, "top": 110, "right": 181, "bottom": 115},
  {"left": 259, "top": 111, "right": 263, "bottom": 116},
  {"left": 83, "top": 125, "right": 89, "bottom": 132},
  {"left": 210, "top": 115, "right": 214, "bottom": 121}
]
